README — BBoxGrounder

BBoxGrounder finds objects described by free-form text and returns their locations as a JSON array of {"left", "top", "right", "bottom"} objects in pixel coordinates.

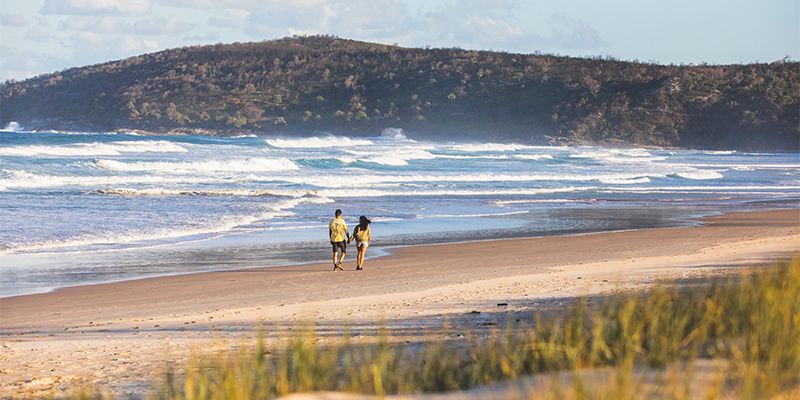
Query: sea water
[{"left": 1, "top": 127, "right": 798, "bottom": 297}]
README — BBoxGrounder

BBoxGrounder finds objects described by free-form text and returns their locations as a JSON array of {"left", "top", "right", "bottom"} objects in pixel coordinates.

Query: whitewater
[{"left": 1, "top": 127, "right": 798, "bottom": 297}]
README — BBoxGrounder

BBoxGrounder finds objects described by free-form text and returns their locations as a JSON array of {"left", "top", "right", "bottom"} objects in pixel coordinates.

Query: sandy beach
[{"left": 1, "top": 209, "right": 798, "bottom": 398}]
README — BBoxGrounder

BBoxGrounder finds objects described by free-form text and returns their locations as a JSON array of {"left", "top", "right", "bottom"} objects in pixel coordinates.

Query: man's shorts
[{"left": 331, "top": 241, "right": 346, "bottom": 253}]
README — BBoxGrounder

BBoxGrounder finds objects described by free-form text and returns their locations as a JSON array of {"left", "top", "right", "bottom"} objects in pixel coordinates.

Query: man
[{"left": 328, "top": 209, "right": 349, "bottom": 271}]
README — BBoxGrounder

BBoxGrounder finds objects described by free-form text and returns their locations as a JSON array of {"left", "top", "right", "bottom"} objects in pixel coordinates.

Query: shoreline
[
  {"left": 0, "top": 206, "right": 746, "bottom": 300},
  {"left": 2, "top": 209, "right": 797, "bottom": 322},
  {"left": 1, "top": 208, "right": 798, "bottom": 397}
]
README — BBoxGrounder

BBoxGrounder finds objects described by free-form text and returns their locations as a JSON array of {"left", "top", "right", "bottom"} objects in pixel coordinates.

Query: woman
[{"left": 350, "top": 215, "right": 371, "bottom": 271}]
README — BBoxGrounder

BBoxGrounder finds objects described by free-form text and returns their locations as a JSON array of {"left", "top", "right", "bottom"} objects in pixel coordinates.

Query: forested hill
[{"left": 1, "top": 35, "right": 798, "bottom": 150}]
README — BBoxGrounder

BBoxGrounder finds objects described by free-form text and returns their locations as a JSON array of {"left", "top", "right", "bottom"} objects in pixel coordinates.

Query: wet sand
[{"left": 1, "top": 209, "right": 798, "bottom": 397}]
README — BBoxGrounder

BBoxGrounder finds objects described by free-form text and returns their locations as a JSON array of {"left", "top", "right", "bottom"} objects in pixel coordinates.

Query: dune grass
[{"left": 67, "top": 256, "right": 798, "bottom": 399}]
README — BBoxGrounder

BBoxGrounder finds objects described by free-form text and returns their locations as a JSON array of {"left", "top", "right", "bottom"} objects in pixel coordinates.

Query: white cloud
[
  {"left": 61, "top": 16, "right": 130, "bottom": 34},
  {"left": 41, "top": 0, "right": 151, "bottom": 16},
  {"left": 0, "top": 45, "right": 71, "bottom": 81},
  {"left": 61, "top": 16, "right": 91, "bottom": 31},
  {"left": 244, "top": 0, "right": 412, "bottom": 42},
  {"left": 153, "top": 0, "right": 327, "bottom": 9},
  {"left": 25, "top": 28, "right": 54, "bottom": 42},
  {"left": 120, "top": 35, "right": 159, "bottom": 52},
  {"left": 208, "top": 9, "right": 250, "bottom": 29},
  {"left": 1, "top": 14, "right": 29, "bottom": 27},
  {"left": 411, "top": 0, "right": 535, "bottom": 49},
  {"left": 547, "top": 12, "right": 607, "bottom": 49},
  {"left": 71, "top": 30, "right": 111, "bottom": 47},
  {"left": 288, "top": 28, "right": 317, "bottom": 37},
  {"left": 134, "top": 15, "right": 195, "bottom": 35},
  {"left": 184, "top": 31, "right": 221, "bottom": 42}
]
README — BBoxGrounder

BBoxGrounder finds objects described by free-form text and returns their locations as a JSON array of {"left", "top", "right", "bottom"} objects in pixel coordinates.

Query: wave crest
[
  {"left": 266, "top": 135, "right": 373, "bottom": 148},
  {"left": 93, "top": 157, "right": 298, "bottom": 173},
  {"left": 0, "top": 140, "right": 188, "bottom": 157}
]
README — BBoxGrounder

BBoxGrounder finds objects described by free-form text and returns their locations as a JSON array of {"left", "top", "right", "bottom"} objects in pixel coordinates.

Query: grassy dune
[{"left": 63, "top": 256, "right": 799, "bottom": 399}]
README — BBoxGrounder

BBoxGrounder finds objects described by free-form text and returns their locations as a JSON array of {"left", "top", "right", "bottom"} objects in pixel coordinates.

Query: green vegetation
[
  {"left": 61, "top": 257, "right": 799, "bottom": 399},
  {"left": 1, "top": 35, "right": 798, "bottom": 150}
]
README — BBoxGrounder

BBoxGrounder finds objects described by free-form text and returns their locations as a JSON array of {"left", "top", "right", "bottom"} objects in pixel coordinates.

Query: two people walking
[{"left": 329, "top": 209, "right": 371, "bottom": 271}]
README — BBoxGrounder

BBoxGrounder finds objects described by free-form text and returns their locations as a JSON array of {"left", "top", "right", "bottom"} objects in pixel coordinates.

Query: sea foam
[
  {"left": 93, "top": 157, "right": 298, "bottom": 173},
  {"left": 0, "top": 140, "right": 188, "bottom": 156},
  {"left": 266, "top": 135, "right": 373, "bottom": 148}
]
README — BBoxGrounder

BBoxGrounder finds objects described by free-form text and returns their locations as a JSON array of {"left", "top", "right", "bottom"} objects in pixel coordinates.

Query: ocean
[{"left": 1, "top": 127, "right": 798, "bottom": 298}]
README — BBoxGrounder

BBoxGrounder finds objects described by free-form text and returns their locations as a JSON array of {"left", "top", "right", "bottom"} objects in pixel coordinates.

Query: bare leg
[{"left": 356, "top": 246, "right": 365, "bottom": 270}]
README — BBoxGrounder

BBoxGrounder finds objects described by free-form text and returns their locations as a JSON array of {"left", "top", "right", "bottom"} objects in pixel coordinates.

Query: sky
[{"left": 1, "top": 0, "right": 798, "bottom": 82}]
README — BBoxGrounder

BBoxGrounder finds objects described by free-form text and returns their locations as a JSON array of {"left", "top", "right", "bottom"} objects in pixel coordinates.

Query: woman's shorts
[
  {"left": 356, "top": 241, "right": 369, "bottom": 249},
  {"left": 331, "top": 241, "right": 346, "bottom": 253}
]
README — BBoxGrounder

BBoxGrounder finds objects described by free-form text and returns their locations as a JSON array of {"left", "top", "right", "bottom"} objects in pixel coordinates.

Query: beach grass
[{"left": 63, "top": 256, "right": 799, "bottom": 399}]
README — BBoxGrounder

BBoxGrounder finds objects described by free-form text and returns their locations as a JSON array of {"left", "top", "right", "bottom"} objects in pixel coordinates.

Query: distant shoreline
[{"left": 4, "top": 125, "right": 799, "bottom": 153}]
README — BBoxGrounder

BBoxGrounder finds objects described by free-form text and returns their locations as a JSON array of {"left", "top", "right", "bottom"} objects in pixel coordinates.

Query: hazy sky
[{"left": 1, "top": 0, "right": 798, "bottom": 82}]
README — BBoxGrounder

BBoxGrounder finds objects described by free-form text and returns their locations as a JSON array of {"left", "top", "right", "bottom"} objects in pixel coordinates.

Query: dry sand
[{"left": 1, "top": 209, "right": 798, "bottom": 398}]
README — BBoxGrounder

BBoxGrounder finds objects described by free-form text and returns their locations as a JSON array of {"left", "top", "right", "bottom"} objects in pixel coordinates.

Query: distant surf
[{"left": 1, "top": 128, "right": 798, "bottom": 297}]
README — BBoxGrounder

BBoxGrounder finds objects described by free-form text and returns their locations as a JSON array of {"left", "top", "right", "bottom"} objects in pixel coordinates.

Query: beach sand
[{"left": 1, "top": 209, "right": 798, "bottom": 398}]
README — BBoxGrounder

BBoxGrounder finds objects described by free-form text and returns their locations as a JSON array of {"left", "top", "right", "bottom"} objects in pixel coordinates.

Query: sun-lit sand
[{"left": 1, "top": 209, "right": 798, "bottom": 398}]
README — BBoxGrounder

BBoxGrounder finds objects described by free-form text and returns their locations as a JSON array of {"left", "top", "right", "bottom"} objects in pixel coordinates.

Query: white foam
[
  {"left": 674, "top": 170, "right": 724, "bottom": 180},
  {"left": 93, "top": 157, "right": 298, "bottom": 173},
  {"left": 379, "top": 127, "right": 411, "bottom": 141},
  {"left": 434, "top": 154, "right": 510, "bottom": 160},
  {"left": 0, "top": 170, "right": 206, "bottom": 189},
  {"left": 1, "top": 121, "right": 25, "bottom": 132},
  {"left": 275, "top": 170, "right": 671, "bottom": 188},
  {"left": 448, "top": 143, "right": 532, "bottom": 152},
  {"left": 422, "top": 210, "right": 530, "bottom": 218},
  {"left": 599, "top": 177, "right": 652, "bottom": 184},
  {"left": 346, "top": 148, "right": 437, "bottom": 166},
  {"left": 266, "top": 135, "right": 373, "bottom": 148},
  {"left": 568, "top": 148, "right": 666, "bottom": 163},
  {"left": 676, "top": 163, "right": 800, "bottom": 170},
  {"left": 92, "top": 188, "right": 334, "bottom": 201},
  {"left": 94, "top": 188, "right": 280, "bottom": 196},
  {"left": 0, "top": 196, "right": 326, "bottom": 255},
  {"left": 609, "top": 185, "right": 800, "bottom": 192},
  {"left": 0, "top": 140, "right": 188, "bottom": 156},
  {"left": 514, "top": 154, "right": 554, "bottom": 160},
  {"left": 315, "top": 187, "right": 583, "bottom": 198}
]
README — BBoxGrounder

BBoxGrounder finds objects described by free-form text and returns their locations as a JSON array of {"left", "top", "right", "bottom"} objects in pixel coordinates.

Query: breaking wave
[
  {"left": 93, "top": 157, "right": 298, "bottom": 173},
  {"left": 266, "top": 135, "right": 373, "bottom": 148},
  {"left": 0, "top": 140, "right": 188, "bottom": 156}
]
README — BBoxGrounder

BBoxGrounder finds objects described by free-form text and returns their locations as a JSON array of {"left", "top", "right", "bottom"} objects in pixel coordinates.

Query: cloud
[
  {"left": 243, "top": 0, "right": 411, "bottom": 42},
  {"left": 184, "top": 31, "right": 221, "bottom": 42},
  {"left": 40, "top": 0, "right": 151, "bottom": 16},
  {"left": 25, "top": 29, "right": 54, "bottom": 42},
  {"left": 120, "top": 35, "right": 159, "bottom": 52},
  {"left": 547, "top": 13, "right": 607, "bottom": 49},
  {"left": 71, "top": 30, "right": 111, "bottom": 47},
  {"left": 208, "top": 10, "right": 249, "bottom": 29},
  {"left": 208, "top": 16, "right": 239, "bottom": 29},
  {"left": 154, "top": 0, "right": 326, "bottom": 9},
  {"left": 411, "top": 0, "right": 535, "bottom": 49},
  {"left": 60, "top": 16, "right": 131, "bottom": 34},
  {"left": 1, "top": 14, "right": 29, "bottom": 27},
  {"left": 0, "top": 45, "right": 71, "bottom": 82},
  {"left": 134, "top": 15, "right": 195, "bottom": 35}
]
